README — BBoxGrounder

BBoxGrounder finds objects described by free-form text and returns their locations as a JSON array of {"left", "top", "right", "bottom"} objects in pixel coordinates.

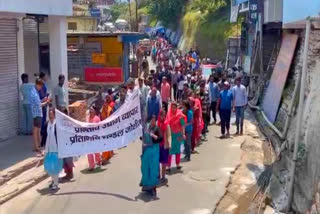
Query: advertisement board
[{"left": 85, "top": 67, "right": 123, "bottom": 84}]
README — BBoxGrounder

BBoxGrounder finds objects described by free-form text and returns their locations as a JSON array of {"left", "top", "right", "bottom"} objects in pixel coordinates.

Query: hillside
[{"left": 139, "top": 0, "right": 239, "bottom": 60}]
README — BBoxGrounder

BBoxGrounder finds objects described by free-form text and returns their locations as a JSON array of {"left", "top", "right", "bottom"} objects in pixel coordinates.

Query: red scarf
[{"left": 166, "top": 106, "right": 186, "bottom": 134}]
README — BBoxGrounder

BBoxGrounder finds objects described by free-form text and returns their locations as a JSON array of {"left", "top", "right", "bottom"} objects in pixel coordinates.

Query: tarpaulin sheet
[{"left": 262, "top": 33, "right": 298, "bottom": 123}]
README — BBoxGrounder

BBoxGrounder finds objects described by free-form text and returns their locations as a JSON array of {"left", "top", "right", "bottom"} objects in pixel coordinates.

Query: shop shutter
[{"left": 0, "top": 19, "right": 18, "bottom": 141}]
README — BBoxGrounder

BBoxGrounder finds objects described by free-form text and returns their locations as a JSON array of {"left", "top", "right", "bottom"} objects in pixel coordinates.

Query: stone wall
[{"left": 270, "top": 28, "right": 320, "bottom": 213}]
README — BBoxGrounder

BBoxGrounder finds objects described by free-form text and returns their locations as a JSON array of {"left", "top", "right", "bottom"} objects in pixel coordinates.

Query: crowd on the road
[
  {"left": 137, "top": 35, "right": 248, "bottom": 198},
  {"left": 18, "top": 34, "right": 247, "bottom": 194},
  {"left": 20, "top": 72, "right": 71, "bottom": 190}
]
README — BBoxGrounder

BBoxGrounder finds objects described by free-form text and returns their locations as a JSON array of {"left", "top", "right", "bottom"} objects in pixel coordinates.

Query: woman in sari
[
  {"left": 157, "top": 109, "right": 171, "bottom": 183},
  {"left": 166, "top": 102, "right": 186, "bottom": 172},
  {"left": 189, "top": 96, "right": 203, "bottom": 152},
  {"left": 140, "top": 115, "right": 162, "bottom": 198},
  {"left": 87, "top": 106, "right": 102, "bottom": 171},
  {"left": 100, "top": 95, "right": 115, "bottom": 164},
  {"left": 100, "top": 95, "right": 115, "bottom": 120}
]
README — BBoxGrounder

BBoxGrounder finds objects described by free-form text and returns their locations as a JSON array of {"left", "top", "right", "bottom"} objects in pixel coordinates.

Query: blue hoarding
[{"left": 90, "top": 9, "right": 101, "bottom": 17}]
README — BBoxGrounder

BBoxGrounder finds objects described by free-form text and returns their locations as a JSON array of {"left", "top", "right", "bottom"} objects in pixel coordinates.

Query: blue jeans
[
  {"left": 235, "top": 106, "right": 245, "bottom": 132},
  {"left": 21, "top": 104, "right": 33, "bottom": 134},
  {"left": 219, "top": 109, "right": 231, "bottom": 135}
]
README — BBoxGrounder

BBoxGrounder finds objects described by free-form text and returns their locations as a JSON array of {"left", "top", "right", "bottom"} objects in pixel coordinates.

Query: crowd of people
[
  {"left": 18, "top": 35, "right": 248, "bottom": 193},
  {"left": 20, "top": 72, "right": 71, "bottom": 190},
  {"left": 137, "top": 35, "right": 248, "bottom": 198}
]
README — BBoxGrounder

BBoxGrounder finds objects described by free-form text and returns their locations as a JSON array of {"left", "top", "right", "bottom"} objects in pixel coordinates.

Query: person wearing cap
[
  {"left": 232, "top": 77, "right": 247, "bottom": 135},
  {"left": 216, "top": 81, "right": 233, "bottom": 138}
]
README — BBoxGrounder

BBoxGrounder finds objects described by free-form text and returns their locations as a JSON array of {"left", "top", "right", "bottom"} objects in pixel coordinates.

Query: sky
[{"left": 283, "top": 0, "right": 320, "bottom": 24}]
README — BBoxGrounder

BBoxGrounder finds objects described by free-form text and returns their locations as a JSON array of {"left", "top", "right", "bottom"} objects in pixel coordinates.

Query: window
[{"left": 68, "top": 22, "right": 77, "bottom": 31}]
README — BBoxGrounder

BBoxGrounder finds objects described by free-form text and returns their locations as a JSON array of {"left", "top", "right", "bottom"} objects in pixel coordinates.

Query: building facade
[{"left": 0, "top": 0, "right": 72, "bottom": 141}]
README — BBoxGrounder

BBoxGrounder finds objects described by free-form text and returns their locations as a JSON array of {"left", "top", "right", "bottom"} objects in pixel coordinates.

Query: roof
[
  {"left": 67, "top": 31, "right": 145, "bottom": 37},
  {"left": 283, "top": 18, "right": 320, "bottom": 29}
]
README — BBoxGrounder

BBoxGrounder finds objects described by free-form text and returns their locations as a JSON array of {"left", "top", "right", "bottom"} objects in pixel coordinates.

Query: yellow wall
[
  {"left": 67, "top": 36, "right": 123, "bottom": 67},
  {"left": 67, "top": 17, "right": 97, "bottom": 32}
]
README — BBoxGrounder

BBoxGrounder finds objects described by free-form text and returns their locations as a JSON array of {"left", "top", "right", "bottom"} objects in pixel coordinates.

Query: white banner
[{"left": 56, "top": 91, "right": 142, "bottom": 158}]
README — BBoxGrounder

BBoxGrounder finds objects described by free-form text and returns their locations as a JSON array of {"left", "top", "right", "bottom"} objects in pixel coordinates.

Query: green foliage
[
  {"left": 110, "top": 2, "right": 129, "bottom": 22},
  {"left": 190, "top": 0, "right": 227, "bottom": 15},
  {"left": 180, "top": 0, "right": 238, "bottom": 59},
  {"left": 149, "top": 0, "right": 187, "bottom": 28}
]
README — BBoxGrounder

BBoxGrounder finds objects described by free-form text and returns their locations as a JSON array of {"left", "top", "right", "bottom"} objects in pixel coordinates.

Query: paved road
[{"left": 1, "top": 122, "right": 244, "bottom": 214}]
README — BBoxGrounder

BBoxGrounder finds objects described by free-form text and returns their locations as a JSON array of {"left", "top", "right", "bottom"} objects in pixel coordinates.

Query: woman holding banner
[
  {"left": 43, "top": 108, "right": 63, "bottom": 190},
  {"left": 87, "top": 106, "right": 102, "bottom": 171},
  {"left": 140, "top": 115, "right": 162, "bottom": 198},
  {"left": 100, "top": 95, "right": 115, "bottom": 165}
]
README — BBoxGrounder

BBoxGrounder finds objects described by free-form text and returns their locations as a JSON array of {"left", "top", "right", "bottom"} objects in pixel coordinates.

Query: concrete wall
[
  {"left": 0, "top": 0, "right": 72, "bottom": 16},
  {"left": 270, "top": 28, "right": 320, "bottom": 213},
  {"left": 264, "top": 0, "right": 283, "bottom": 23}
]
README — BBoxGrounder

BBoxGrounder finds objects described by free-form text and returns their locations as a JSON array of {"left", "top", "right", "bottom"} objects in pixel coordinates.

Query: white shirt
[
  {"left": 45, "top": 120, "right": 58, "bottom": 153},
  {"left": 54, "top": 85, "right": 67, "bottom": 107},
  {"left": 232, "top": 85, "right": 248, "bottom": 107},
  {"left": 178, "top": 75, "right": 186, "bottom": 90}
]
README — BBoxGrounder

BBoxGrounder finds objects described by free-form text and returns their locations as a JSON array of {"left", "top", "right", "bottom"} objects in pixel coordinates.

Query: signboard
[
  {"left": 92, "top": 53, "right": 106, "bottom": 64},
  {"left": 249, "top": 0, "right": 258, "bottom": 23},
  {"left": 90, "top": 8, "right": 101, "bottom": 17},
  {"left": 85, "top": 67, "right": 123, "bottom": 84},
  {"left": 56, "top": 90, "right": 142, "bottom": 158},
  {"left": 262, "top": 34, "right": 298, "bottom": 123}
]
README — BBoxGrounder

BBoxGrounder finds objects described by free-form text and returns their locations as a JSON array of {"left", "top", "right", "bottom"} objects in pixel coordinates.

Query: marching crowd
[
  {"left": 19, "top": 35, "right": 247, "bottom": 194},
  {"left": 137, "top": 35, "right": 248, "bottom": 198}
]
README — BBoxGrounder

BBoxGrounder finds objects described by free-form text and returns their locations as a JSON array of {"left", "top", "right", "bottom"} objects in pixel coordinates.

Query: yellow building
[
  {"left": 67, "top": 17, "right": 98, "bottom": 32},
  {"left": 68, "top": 3, "right": 98, "bottom": 32}
]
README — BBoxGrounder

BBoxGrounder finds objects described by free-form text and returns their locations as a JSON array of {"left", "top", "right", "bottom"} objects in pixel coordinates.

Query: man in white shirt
[
  {"left": 232, "top": 77, "right": 248, "bottom": 135},
  {"left": 136, "top": 77, "right": 149, "bottom": 124},
  {"left": 55, "top": 75, "right": 67, "bottom": 112}
]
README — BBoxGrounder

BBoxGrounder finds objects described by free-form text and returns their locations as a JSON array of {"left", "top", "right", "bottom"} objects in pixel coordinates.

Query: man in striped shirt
[
  {"left": 199, "top": 81, "right": 210, "bottom": 140},
  {"left": 30, "top": 78, "right": 49, "bottom": 154}
]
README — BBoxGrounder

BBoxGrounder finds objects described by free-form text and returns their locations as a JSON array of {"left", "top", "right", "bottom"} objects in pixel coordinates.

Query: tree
[
  {"left": 110, "top": 1, "right": 129, "bottom": 22},
  {"left": 149, "top": 0, "right": 186, "bottom": 28},
  {"left": 190, "top": 0, "right": 227, "bottom": 14}
]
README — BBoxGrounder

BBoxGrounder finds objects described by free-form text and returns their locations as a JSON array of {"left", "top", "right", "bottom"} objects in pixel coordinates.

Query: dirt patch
[{"left": 213, "top": 118, "right": 275, "bottom": 214}]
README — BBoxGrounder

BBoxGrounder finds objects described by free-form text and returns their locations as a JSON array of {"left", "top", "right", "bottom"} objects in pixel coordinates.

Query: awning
[{"left": 118, "top": 34, "right": 146, "bottom": 43}]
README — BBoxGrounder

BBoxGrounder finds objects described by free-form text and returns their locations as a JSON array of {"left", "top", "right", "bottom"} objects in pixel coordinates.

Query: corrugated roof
[{"left": 67, "top": 31, "right": 145, "bottom": 37}]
